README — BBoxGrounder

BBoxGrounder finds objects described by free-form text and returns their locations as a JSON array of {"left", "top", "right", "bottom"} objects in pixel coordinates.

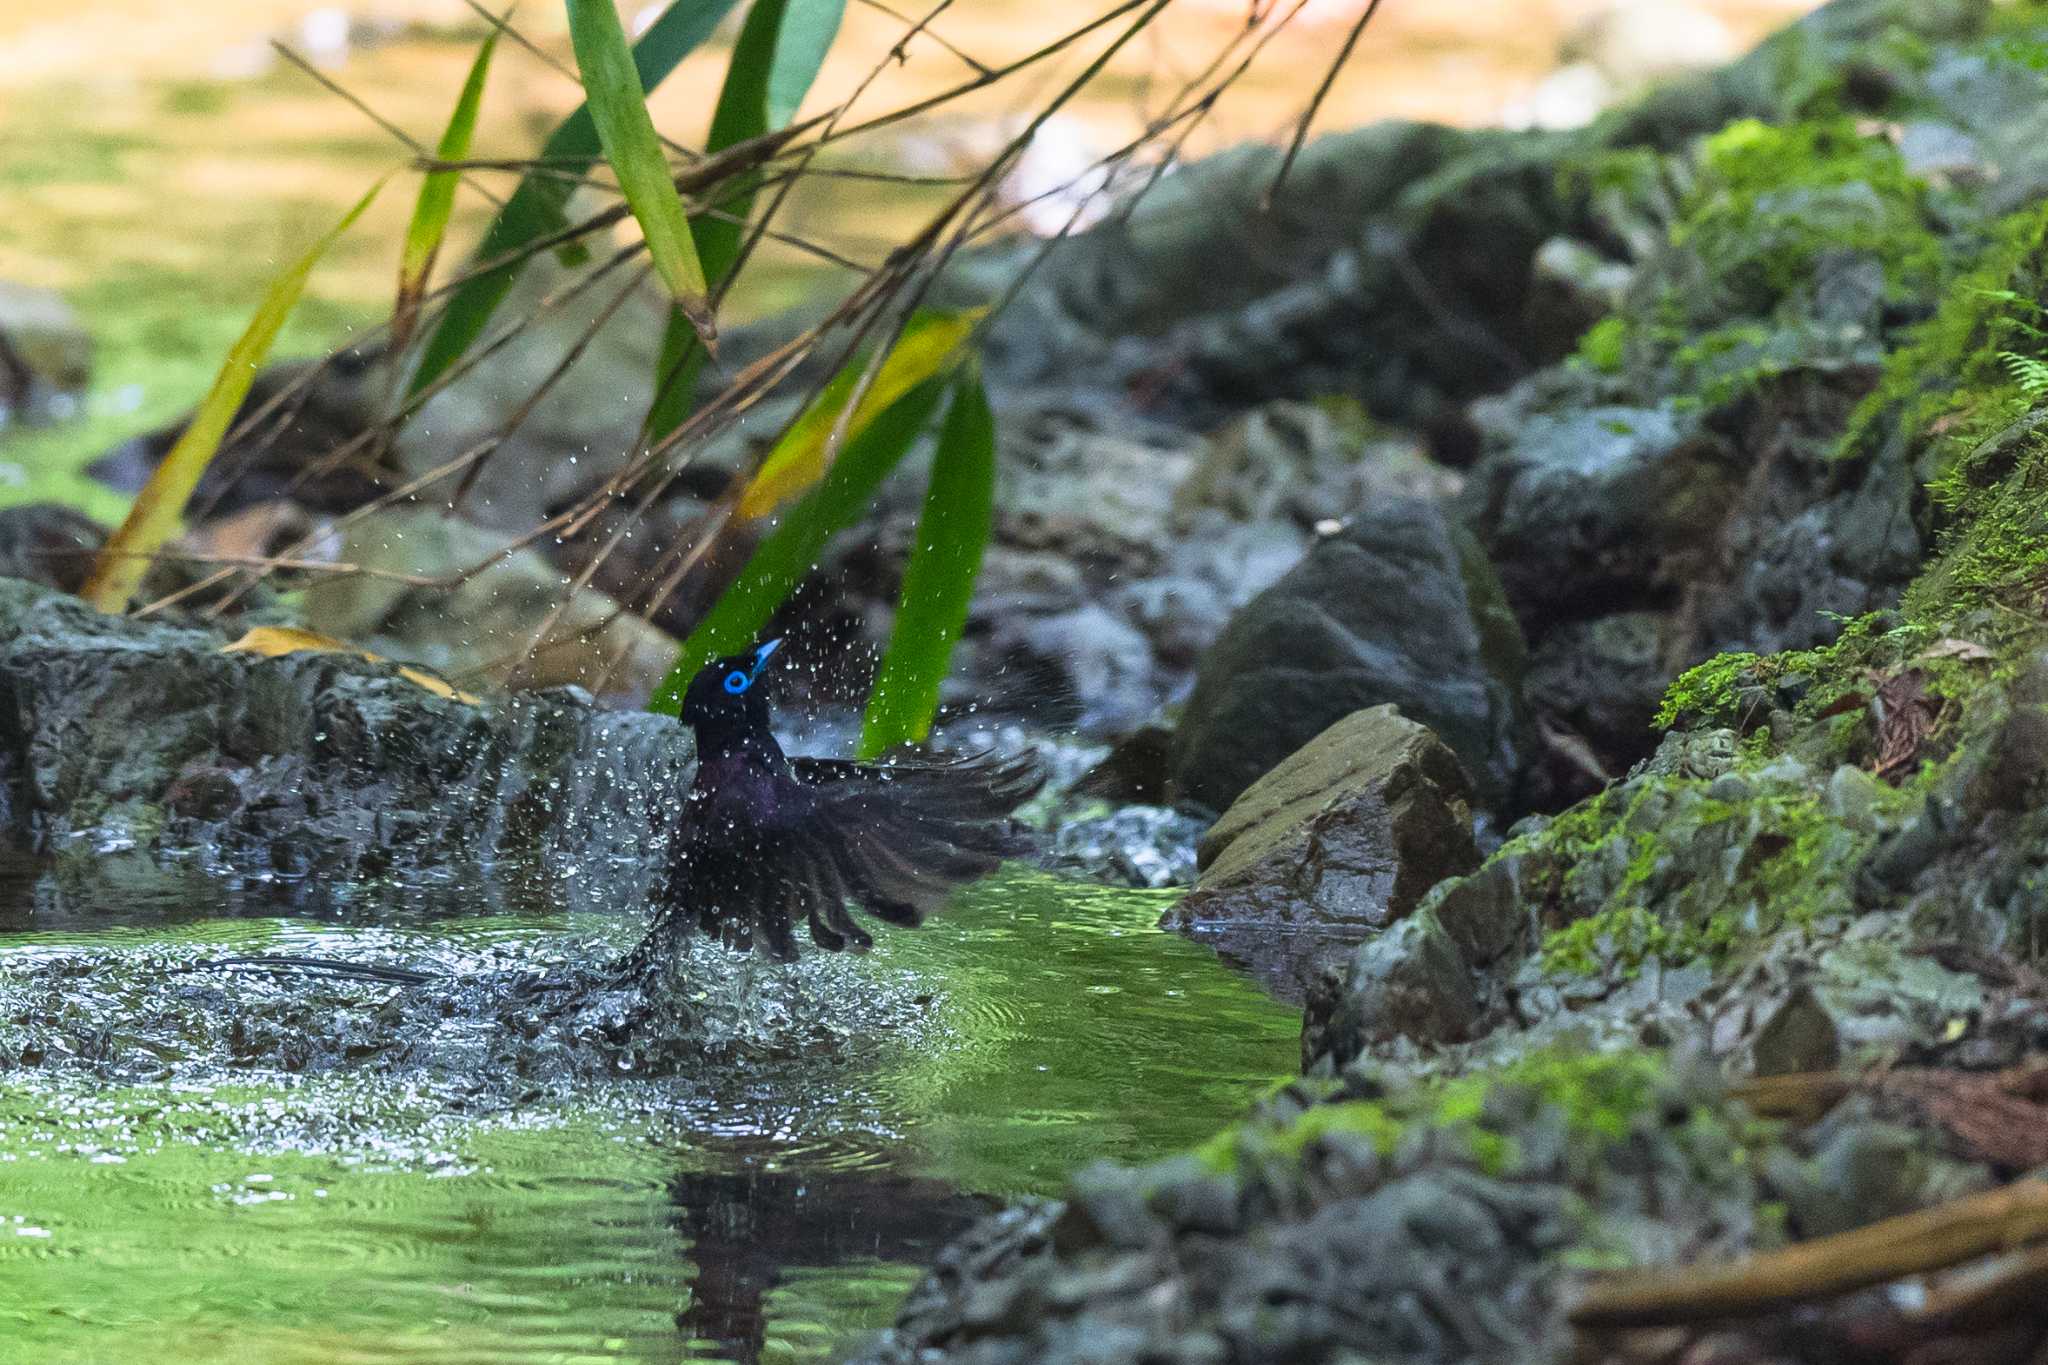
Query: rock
[
  {"left": 87, "top": 344, "right": 395, "bottom": 513},
  {"left": 1170, "top": 400, "right": 1460, "bottom": 534},
  {"left": 0, "top": 504, "right": 108, "bottom": 595},
  {"left": 1165, "top": 708, "right": 1478, "bottom": 991},
  {"left": 1463, "top": 396, "right": 1740, "bottom": 629},
  {"left": 1045, "top": 805, "right": 1205, "bottom": 889},
  {"left": 1300, "top": 908, "right": 1483, "bottom": 1057},
  {"left": 854, "top": 1059, "right": 1779, "bottom": 1365},
  {"left": 1522, "top": 611, "right": 1670, "bottom": 799},
  {"left": 1172, "top": 499, "right": 1525, "bottom": 813},
  {"left": 0, "top": 504, "right": 281, "bottom": 614},
  {"left": 0, "top": 577, "right": 686, "bottom": 899},
  {"left": 303, "top": 506, "right": 680, "bottom": 699},
  {"left": 0, "top": 280, "right": 90, "bottom": 424}
]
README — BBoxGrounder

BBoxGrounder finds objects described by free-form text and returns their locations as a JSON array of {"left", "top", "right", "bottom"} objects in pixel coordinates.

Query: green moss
[
  {"left": 1205, "top": 1052, "right": 1670, "bottom": 1180},
  {"left": 1573, "top": 317, "right": 1628, "bottom": 374},
  {"left": 1540, "top": 905, "right": 1700, "bottom": 977},
  {"left": 1673, "top": 118, "right": 1942, "bottom": 316},
  {"left": 1655, "top": 652, "right": 1764, "bottom": 729}
]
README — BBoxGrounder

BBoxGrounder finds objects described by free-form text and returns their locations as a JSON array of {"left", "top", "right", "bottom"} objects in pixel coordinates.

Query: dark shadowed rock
[
  {"left": 1165, "top": 707, "right": 1479, "bottom": 992},
  {"left": 1172, "top": 499, "right": 1525, "bottom": 814}
]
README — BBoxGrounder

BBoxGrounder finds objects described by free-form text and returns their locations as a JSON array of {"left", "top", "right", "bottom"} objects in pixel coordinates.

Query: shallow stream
[{"left": 0, "top": 855, "right": 1298, "bottom": 1363}]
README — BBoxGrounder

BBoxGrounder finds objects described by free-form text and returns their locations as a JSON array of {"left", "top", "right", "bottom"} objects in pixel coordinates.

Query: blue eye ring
[{"left": 723, "top": 669, "right": 751, "bottom": 694}]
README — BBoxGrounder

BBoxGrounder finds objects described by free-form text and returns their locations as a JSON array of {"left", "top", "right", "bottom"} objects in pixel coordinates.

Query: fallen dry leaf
[
  {"left": 221, "top": 625, "right": 479, "bottom": 704},
  {"left": 1872, "top": 668, "right": 1939, "bottom": 783}
]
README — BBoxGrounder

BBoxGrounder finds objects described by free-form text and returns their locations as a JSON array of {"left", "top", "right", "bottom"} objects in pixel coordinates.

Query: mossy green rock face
[
  {"left": 1166, "top": 706, "right": 1479, "bottom": 991},
  {"left": 853, "top": 1055, "right": 1791, "bottom": 1365}
]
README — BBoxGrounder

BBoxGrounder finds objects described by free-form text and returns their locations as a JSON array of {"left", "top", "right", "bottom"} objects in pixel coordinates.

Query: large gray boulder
[
  {"left": 1171, "top": 499, "right": 1525, "bottom": 814},
  {"left": 0, "top": 579, "right": 685, "bottom": 906}
]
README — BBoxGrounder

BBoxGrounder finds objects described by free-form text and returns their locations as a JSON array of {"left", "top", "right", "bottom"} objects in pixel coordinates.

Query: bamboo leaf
[
  {"left": 567, "top": 0, "right": 715, "bottom": 344},
  {"left": 650, "top": 377, "right": 947, "bottom": 712},
  {"left": 859, "top": 365, "right": 996, "bottom": 757},
  {"left": 81, "top": 182, "right": 385, "bottom": 614},
  {"left": 737, "top": 308, "right": 983, "bottom": 519},
  {"left": 766, "top": 0, "right": 842, "bottom": 127},
  {"left": 392, "top": 22, "right": 501, "bottom": 352},
  {"left": 644, "top": 0, "right": 845, "bottom": 442},
  {"left": 408, "top": 0, "right": 740, "bottom": 397}
]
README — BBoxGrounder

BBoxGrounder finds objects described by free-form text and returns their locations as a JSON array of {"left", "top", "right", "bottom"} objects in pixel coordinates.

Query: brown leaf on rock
[{"left": 1873, "top": 668, "right": 1939, "bottom": 783}]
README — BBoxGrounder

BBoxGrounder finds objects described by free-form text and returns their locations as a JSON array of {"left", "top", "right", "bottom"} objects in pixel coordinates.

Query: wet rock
[
  {"left": 1172, "top": 499, "right": 1525, "bottom": 813},
  {"left": 1045, "top": 805, "right": 1205, "bottom": 889},
  {"left": 1166, "top": 708, "right": 1478, "bottom": 990},
  {"left": 1522, "top": 610, "right": 1669, "bottom": 797},
  {"left": 0, "top": 577, "right": 686, "bottom": 896}
]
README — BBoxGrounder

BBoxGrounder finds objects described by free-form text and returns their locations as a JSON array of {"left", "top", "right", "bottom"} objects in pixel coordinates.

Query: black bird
[{"left": 621, "top": 639, "right": 1042, "bottom": 972}]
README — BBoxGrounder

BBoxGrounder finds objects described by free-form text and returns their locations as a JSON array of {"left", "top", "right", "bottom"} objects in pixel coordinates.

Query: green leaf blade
[
  {"left": 645, "top": 0, "right": 846, "bottom": 444},
  {"left": 394, "top": 25, "right": 500, "bottom": 347},
  {"left": 567, "top": 0, "right": 714, "bottom": 340},
  {"left": 859, "top": 366, "right": 996, "bottom": 757},
  {"left": 650, "top": 377, "right": 948, "bottom": 712},
  {"left": 408, "top": 0, "right": 740, "bottom": 397}
]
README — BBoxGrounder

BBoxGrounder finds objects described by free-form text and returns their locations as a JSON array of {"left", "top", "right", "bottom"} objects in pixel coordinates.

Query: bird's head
[{"left": 680, "top": 637, "right": 783, "bottom": 738}]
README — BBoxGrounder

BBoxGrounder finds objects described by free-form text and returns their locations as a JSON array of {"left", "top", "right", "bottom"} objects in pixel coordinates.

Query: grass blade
[
  {"left": 737, "top": 308, "right": 982, "bottom": 519},
  {"left": 81, "top": 182, "right": 385, "bottom": 614},
  {"left": 392, "top": 22, "right": 501, "bottom": 352},
  {"left": 645, "top": 0, "right": 846, "bottom": 441},
  {"left": 408, "top": 0, "right": 740, "bottom": 397},
  {"left": 568, "top": 0, "right": 715, "bottom": 344},
  {"left": 650, "top": 376, "right": 948, "bottom": 712},
  {"left": 859, "top": 364, "right": 995, "bottom": 757}
]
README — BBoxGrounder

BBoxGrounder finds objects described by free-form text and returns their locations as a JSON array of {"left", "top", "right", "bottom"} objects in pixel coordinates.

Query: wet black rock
[
  {"left": 1171, "top": 499, "right": 1525, "bottom": 814},
  {"left": 0, "top": 577, "right": 685, "bottom": 902}
]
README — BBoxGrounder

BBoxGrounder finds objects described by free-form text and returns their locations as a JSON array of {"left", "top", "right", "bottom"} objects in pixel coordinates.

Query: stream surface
[{"left": 0, "top": 851, "right": 1299, "bottom": 1364}]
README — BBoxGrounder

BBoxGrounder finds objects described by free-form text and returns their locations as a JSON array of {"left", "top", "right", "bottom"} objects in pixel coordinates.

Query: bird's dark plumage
[{"left": 624, "top": 640, "right": 1042, "bottom": 969}]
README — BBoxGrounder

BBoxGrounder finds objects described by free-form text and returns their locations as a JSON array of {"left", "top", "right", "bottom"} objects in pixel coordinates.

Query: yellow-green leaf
[
  {"left": 566, "top": 0, "right": 715, "bottom": 344},
  {"left": 738, "top": 308, "right": 983, "bottom": 519},
  {"left": 81, "top": 181, "right": 385, "bottom": 615},
  {"left": 393, "top": 23, "right": 501, "bottom": 351}
]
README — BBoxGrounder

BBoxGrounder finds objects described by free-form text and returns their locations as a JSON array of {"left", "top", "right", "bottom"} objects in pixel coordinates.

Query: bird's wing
[{"left": 644, "top": 751, "right": 1043, "bottom": 965}]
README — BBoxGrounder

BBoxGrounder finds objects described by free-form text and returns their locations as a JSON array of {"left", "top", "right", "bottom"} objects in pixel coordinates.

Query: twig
[
  {"left": 1261, "top": 0, "right": 1381, "bottom": 211},
  {"left": 1570, "top": 1179, "right": 2048, "bottom": 1329}
]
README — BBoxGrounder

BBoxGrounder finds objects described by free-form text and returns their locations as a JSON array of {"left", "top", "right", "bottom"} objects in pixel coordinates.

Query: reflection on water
[{"left": 0, "top": 849, "right": 1298, "bottom": 1362}]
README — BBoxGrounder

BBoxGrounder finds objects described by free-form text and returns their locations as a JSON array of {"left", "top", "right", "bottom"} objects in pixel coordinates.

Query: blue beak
[{"left": 749, "top": 638, "right": 783, "bottom": 680}]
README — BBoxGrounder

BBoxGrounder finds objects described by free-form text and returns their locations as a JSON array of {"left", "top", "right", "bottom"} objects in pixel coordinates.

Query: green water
[{"left": 0, "top": 868, "right": 1300, "bottom": 1363}]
